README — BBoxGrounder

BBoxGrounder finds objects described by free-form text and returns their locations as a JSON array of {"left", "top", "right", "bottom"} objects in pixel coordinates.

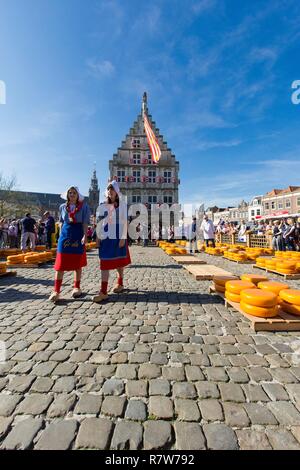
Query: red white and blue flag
[{"left": 144, "top": 113, "right": 161, "bottom": 164}]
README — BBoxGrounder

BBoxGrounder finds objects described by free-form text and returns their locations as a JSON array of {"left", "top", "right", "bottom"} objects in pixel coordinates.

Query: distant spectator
[
  {"left": 272, "top": 221, "right": 283, "bottom": 251},
  {"left": 21, "top": 213, "right": 36, "bottom": 251},
  {"left": 0, "top": 219, "right": 9, "bottom": 248},
  {"left": 257, "top": 221, "right": 266, "bottom": 235},
  {"left": 295, "top": 221, "right": 300, "bottom": 252},
  {"left": 238, "top": 220, "right": 247, "bottom": 242},
  {"left": 44, "top": 211, "right": 56, "bottom": 249},
  {"left": 284, "top": 218, "right": 296, "bottom": 251},
  {"left": 37, "top": 221, "right": 46, "bottom": 245},
  {"left": 8, "top": 220, "right": 18, "bottom": 248},
  {"left": 200, "top": 214, "right": 215, "bottom": 248},
  {"left": 187, "top": 217, "right": 197, "bottom": 254}
]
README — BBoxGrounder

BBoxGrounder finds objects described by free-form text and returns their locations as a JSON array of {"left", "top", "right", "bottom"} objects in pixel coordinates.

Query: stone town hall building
[{"left": 109, "top": 93, "right": 180, "bottom": 208}]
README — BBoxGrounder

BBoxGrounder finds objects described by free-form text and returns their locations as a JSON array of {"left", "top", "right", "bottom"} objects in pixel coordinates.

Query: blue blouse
[{"left": 59, "top": 202, "right": 91, "bottom": 225}]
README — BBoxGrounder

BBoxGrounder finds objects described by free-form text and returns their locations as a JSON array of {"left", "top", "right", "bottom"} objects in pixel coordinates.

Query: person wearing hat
[
  {"left": 43, "top": 211, "right": 56, "bottom": 249},
  {"left": 93, "top": 180, "right": 131, "bottom": 303},
  {"left": 49, "top": 186, "right": 91, "bottom": 303}
]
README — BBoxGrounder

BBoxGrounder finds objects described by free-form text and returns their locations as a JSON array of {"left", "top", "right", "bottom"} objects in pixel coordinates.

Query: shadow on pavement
[
  {"left": 0, "top": 277, "right": 54, "bottom": 287},
  {"left": 0, "top": 288, "right": 46, "bottom": 302},
  {"left": 128, "top": 264, "right": 182, "bottom": 269}
]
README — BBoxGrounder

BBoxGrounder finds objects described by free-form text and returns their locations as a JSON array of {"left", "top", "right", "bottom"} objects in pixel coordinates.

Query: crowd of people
[
  {"left": 2, "top": 210, "right": 300, "bottom": 254},
  {"left": 0, "top": 213, "right": 97, "bottom": 251},
  {"left": 215, "top": 218, "right": 300, "bottom": 251}
]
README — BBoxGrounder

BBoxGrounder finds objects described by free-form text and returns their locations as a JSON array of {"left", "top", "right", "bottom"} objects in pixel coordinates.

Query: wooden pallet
[
  {"left": 223, "top": 257, "right": 253, "bottom": 264},
  {"left": 184, "top": 264, "right": 233, "bottom": 280},
  {"left": 6, "top": 261, "right": 53, "bottom": 269},
  {"left": 171, "top": 256, "right": 206, "bottom": 265},
  {"left": 0, "top": 271, "right": 17, "bottom": 278},
  {"left": 253, "top": 264, "right": 300, "bottom": 280},
  {"left": 209, "top": 286, "right": 300, "bottom": 331}
]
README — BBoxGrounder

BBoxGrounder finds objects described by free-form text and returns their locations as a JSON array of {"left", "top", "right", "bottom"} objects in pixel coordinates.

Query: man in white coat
[{"left": 200, "top": 214, "right": 215, "bottom": 247}]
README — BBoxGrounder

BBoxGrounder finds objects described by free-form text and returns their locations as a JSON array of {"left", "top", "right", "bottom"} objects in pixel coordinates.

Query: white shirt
[{"left": 200, "top": 219, "right": 215, "bottom": 239}]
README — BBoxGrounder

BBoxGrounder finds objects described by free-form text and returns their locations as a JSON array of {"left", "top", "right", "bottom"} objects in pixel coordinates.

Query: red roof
[{"left": 265, "top": 186, "right": 300, "bottom": 197}]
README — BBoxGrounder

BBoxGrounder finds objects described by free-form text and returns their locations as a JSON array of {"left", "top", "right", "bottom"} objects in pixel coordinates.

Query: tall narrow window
[
  {"left": 133, "top": 171, "right": 141, "bottom": 182},
  {"left": 133, "top": 154, "right": 141, "bottom": 164},
  {"left": 148, "top": 170, "right": 156, "bottom": 183}
]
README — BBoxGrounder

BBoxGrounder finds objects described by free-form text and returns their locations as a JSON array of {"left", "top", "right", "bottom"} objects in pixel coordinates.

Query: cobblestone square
[{"left": 1, "top": 246, "right": 300, "bottom": 450}]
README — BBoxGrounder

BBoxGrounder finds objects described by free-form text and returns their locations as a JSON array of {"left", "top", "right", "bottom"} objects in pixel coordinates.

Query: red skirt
[
  {"left": 100, "top": 245, "right": 131, "bottom": 271},
  {"left": 54, "top": 251, "right": 87, "bottom": 271}
]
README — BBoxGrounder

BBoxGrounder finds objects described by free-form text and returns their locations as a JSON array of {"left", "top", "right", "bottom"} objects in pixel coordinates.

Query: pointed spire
[{"left": 142, "top": 91, "right": 148, "bottom": 115}]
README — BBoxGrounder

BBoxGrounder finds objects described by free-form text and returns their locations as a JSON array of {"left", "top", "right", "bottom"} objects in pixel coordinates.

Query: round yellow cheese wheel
[
  {"left": 257, "top": 281, "right": 289, "bottom": 295},
  {"left": 279, "top": 289, "right": 300, "bottom": 306},
  {"left": 241, "top": 274, "right": 269, "bottom": 285},
  {"left": 256, "top": 257, "right": 266, "bottom": 265},
  {"left": 276, "top": 261, "right": 297, "bottom": 269},
  {"left": 240, "top": 288, "right": 277, "bottom": 307},
  {"left": 7, "top": 255, "right": 23, "bottom": 261},
  {"left": 277, "top": 268, "right": 296, "bottom": 274},
  {"left": 240, "top": 301, "right": 278, "bottom": 318},
  {"left": 225, "top": 280, "right": 255, "bottom": 294},
  {"left": 214, "top": 283, "right": 226, "bottom": 293},
  {"left": 279, "top": 300, "right": 300, "bottom": 316},
  {"left": 265, "top": 259, "right": 277, "bottom": 265},
  {"left": 225, "top": 291, "right": 241, "bottom": 303},
  {"left": 213, "top": 275, "right": 238, "bottom": 286}
]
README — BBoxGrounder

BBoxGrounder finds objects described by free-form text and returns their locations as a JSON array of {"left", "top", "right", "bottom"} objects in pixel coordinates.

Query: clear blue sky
[{"left": 0, "top": 0, "right": 300, "bottom": 208}]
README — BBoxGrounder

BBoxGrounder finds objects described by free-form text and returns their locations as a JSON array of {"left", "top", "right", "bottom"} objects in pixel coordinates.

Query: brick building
[
  {"left": 108, "top": 93, "right": 180, "bottom": 209},
  {"left": 262, "top": 186, "right": 300, "bottom": 219}
]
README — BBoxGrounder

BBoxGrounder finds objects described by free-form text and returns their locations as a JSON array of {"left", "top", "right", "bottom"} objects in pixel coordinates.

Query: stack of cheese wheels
[
  {"left": 225, "top": 280, "right": 255, "bottom": 303},
  {"left": 0, "top": 262, "right": 7, "bottom": 274},
  {"left": 241, "top": 274, "right": 269, "bottom": 285},
  {"left": 165, "top": 247, "right": 178, "bottom": 255},
  {"left": 45, "top": 251, "right": 54, "bottom": 261},
  {"left": 233, "top": 251, "right": 248, "bottom": 262},
  {"left": 245, "top": 247, "right": 266, "bottom": 261},
  {"left": 240, "top": 288, "right": 278, "bottom": 317},
  {"left": 263, "top": 248, "right": 274, "bottom": 256},
  {"left": 275, "top": 260, "right": 298, "bottom": 275},
  {"left": 24, "top": 253, "right": 41, "bottom": 264},
  {"left": 265, "top": 258, "right": 277, "bottom": 271},
  {"left": 256, "top": 257, "right": 267, "bottom": 268},
  {"left": 6, "top": 254, "right": 25, "bottom": 265},
  {"left": 213, "top": 275, "right": 238, "bottom": 293},
  {"left": 206, "top": 247, "right": 223, "bottom": 256},
  {"left": 39, "top": 251, "right": 52, "bottom": 262},
  {"left": 279, "top": 289, "right": 300, "bottom": 316}
]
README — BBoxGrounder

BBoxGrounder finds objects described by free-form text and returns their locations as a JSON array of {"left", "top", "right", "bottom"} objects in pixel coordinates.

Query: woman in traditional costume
[
  {"left": 49, "top": 186, "right": 91, "bottom": 303},
  {"left": 93, "top": 181, "right": 131, "bottom": 302}
]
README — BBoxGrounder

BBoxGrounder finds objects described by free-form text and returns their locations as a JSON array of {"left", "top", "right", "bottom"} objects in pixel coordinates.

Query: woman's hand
[
  {"left": 119, "top": 239, "right": 125, "bottom": 248},
  {"left": 81, "top": 235, "right": 86, "bottom": 245}
]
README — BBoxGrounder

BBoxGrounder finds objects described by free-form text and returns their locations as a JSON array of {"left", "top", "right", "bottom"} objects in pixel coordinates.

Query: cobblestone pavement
[{"left": 0, "top": 246, "right": 300, "bottom": 450}]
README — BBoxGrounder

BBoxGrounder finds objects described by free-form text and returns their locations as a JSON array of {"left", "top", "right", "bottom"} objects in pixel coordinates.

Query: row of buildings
[{"left": 203, "top": 186, "right": 300, "bottom": 225}]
